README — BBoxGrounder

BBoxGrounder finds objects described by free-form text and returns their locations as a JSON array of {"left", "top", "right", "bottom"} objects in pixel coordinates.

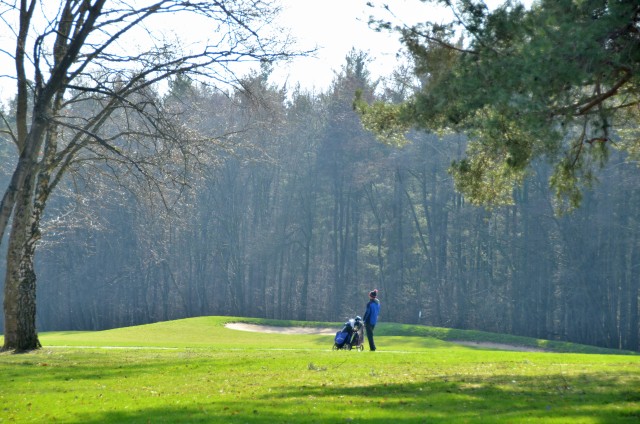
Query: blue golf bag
[{"left": 332, "top": 316, "right": 364, "bottom": 351}]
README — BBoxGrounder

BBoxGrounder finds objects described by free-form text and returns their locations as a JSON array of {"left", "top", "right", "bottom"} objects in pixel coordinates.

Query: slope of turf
[
  {"left": 31, "top": 316, "right": 635, "bottom": 354},
  {"left": 1, "top": 316, "right": 638, "bottom": 423}
]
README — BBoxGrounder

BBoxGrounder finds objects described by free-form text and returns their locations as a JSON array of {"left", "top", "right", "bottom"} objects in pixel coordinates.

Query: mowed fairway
[{"left": 1, "top": 317, "right": 639, "bottom": 423}]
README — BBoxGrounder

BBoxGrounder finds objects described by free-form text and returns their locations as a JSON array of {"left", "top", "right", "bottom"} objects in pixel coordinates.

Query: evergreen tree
[{"left": 357, "top": 0, "right": 640, "bottom": 212}]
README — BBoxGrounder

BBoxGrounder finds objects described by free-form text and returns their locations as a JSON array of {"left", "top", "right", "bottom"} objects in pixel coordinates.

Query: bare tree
[{"left": 0, "top": 0, "right": 297, "bottom": 351}]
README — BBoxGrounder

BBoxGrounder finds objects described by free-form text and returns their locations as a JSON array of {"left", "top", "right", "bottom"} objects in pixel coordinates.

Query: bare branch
[{"left": 0, "top": 109, "right": 17, "bottom": 145}]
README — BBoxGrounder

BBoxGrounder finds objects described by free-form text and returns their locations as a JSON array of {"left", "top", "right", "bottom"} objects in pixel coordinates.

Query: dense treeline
[{"left": 1, "top": 52, "right": 638, "bottom": 351}]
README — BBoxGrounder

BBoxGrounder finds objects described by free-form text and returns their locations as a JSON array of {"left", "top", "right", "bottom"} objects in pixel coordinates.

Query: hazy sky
[
  {"left": 0, "top": 0, "right": 407, "bottom": 100},
  {"left": 270, "top": 0, "right": 435, "bottom": 92},
  {"left": 270, "top": 0, "right": 534, "bottom": 92},
  {"left": 0, "top": 1, "right": 532, "bottom": 100}
]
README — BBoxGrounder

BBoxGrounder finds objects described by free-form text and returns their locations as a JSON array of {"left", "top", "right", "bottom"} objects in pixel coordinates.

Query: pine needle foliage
[{"left": 359, "top": 0, "right": 640, "bottom": 212}]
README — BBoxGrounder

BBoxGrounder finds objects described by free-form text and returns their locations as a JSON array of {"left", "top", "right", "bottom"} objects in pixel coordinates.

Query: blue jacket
[{"left": 363, "top": 299, "right": 380, "bottom": 326}]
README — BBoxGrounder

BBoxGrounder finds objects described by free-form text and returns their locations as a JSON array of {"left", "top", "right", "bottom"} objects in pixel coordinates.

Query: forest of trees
[{"left": 1, "top": 50, "right": 637, "bottom": 351}]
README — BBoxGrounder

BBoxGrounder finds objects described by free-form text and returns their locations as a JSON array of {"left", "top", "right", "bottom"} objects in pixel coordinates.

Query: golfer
[{"left": 363, "top": 289, "right": 380, "bottom": 351}]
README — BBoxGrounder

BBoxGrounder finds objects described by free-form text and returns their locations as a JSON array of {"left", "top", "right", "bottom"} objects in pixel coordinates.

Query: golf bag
[{"left": 332, "top": 316, "right": 364, "bottom": 351}]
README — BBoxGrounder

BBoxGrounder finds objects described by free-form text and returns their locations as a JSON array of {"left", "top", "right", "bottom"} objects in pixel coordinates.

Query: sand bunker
[
  {"left": 225, "top": 322, "right": 335, "bottom": 335},
  {"left": 225, "top": 323, "right": 547, "bottom": 352},
  {"left": 449, "top": 340, "right": 547, "bottom": 352}
]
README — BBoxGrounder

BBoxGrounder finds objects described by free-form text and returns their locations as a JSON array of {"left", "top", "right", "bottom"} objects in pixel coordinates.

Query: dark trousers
[{"left": 365, "top": 322, "right": 376, "bottom": 351}]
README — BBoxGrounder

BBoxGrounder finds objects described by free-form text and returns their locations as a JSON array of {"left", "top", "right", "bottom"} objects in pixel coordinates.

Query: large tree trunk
[{"left": 2, "top": 169, "right": 41, "bottom": 352}]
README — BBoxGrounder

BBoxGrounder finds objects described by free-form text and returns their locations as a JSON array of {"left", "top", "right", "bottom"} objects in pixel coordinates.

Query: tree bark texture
[{"left": 2, "top": 168, "right": 41, "bottom": 351}]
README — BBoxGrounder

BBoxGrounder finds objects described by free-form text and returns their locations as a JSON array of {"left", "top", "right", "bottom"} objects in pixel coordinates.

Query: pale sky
[
  {"left": 270, "top": 0, "right": 533, "bottom": 92},
  {"left": 0, "top": 0, "right": 532, "bottom": 101},
  {"left": 270, "top": 0, "right": 436, "bottom": 92},
  {"left": 0, "top": 0, "right": 438, "bottom": 100}
]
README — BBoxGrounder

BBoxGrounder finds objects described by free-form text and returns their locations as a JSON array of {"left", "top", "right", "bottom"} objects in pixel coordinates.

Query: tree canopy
[{"left": 357, "top": 0, "right": 640, "bottom": 211}]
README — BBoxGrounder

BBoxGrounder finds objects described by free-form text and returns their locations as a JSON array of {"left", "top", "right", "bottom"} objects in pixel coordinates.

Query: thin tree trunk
[{"left": 299, "top": 236, "right": 311, "bottom": 321}]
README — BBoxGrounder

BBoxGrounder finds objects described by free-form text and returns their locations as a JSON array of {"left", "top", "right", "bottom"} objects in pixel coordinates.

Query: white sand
[{"left": 224, "top": 323, "right": 547, "bottom": 352}]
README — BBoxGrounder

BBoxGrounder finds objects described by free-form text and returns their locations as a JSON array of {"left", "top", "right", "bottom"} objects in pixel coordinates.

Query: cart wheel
[
  {"left": 346, "top": 344, "right": 352, "bottom": 350},
  {"left": 332, "top": 344, "right": 338, "bottom": 350},
  {"left": 358, "top": 345, "right": 364, "bottom": 351}
]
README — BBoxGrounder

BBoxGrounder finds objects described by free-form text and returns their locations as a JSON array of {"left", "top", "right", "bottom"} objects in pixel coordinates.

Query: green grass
[{"left": 1, "top": 316, "right": 639, "bottom": 423}]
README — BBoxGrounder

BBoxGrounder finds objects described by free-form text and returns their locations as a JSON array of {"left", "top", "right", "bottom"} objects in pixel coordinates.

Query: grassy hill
[
  {"left": 30, "top": 315, "right": 629, "bottom": 353},
  {"left": 1, "top": 316, "right": 639, "bottom": 423}
]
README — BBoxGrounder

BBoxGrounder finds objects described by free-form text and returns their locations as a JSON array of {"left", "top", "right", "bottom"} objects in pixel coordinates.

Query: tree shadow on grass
[
  {"left": 67, "top": 373, "right": 640, "bottom": 423},
  {"left": 3, "top": 347, "right": 638, "bottom": 423}
]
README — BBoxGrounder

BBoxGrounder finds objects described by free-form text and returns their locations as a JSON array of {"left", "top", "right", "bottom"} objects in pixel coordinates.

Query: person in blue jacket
[{"left": 363, "top": 289, "right": 380, "bottom": 351}]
